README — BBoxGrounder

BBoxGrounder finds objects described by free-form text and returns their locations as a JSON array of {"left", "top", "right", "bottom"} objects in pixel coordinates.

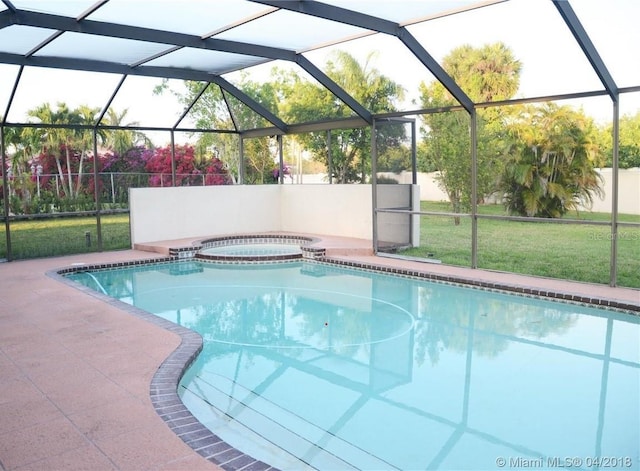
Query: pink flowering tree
[{"left": 144, "top": 144, "right": 232, "bottom": 187}]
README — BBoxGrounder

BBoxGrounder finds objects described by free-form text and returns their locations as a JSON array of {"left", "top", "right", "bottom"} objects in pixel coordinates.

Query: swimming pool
[{"left": 66, "top": 259, "right": 639, "bottom": 470}]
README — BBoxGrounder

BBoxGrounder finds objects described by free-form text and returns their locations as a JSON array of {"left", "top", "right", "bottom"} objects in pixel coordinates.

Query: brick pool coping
[{"left": 49, "top": 234, "right": 639, "bottom": 471}]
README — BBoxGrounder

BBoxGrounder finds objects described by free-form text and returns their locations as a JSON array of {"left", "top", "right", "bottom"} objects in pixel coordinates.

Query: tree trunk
[
  {"left": 76, "top": 150, "right": 86, "bottom": 196},
  {"left": 65, "top": 147, "right": 74, "bottom": 198},
  {"left": 54, "top": 157, "right": 65, "bottom": 198},
  {"left": 449, "top": 192, "right": 462, "bottom": 226}
]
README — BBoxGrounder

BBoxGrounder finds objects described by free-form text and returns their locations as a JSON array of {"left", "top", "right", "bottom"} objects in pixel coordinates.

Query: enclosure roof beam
[
  {"left": 0, "top": 52, "right": 289, "bottom": 132},
  {"left": 0, "top": 10, "right": 12, "bottom": 29},
  {"left": 173, "top": 82, "right": 211, "bottom": 130},
  {"left": 0, "top": 0, "right": 16, "bottom": 14},
  {"left": 240, "top": 116, "right": 369, "bottom": 139},
  {"left": 1, "top": 8, "right": 382, "bottom": 130},
  {"left": 2, "top": 65, "right": 22, "bottom": 125},
  {"left": 252, "top": 0, "right": 399, "bottom": 34},
  {"left": 552, "top": 0, "right": 618, "bottom": 101},
  {"left": 397, "top": 29, "right": 474, "bottom": 113},
  {"left": 24, "top": 1, "right": 107, "bottom": 58},
  {"left": 295, "top": 55, "right": 372, "bottom": 123},
  {"left": 217, "top": 78, "right": 289, "bottom": 132},
  {"left": 0, "top": 51, "right": 210, "bottom": 79},
  {"left": 253, "top": 0, "right": 475, "bottom": 113},
  {"left": 3, "top": 9, "right": 297, "bottom": 63},
  {"left": 95, "top": 74, "right": 127, "bottom": 127}
]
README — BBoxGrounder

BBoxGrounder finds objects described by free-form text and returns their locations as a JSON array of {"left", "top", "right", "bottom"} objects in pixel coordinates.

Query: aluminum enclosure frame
[{"left": 0, "top": 0, "right": 637, "bottom": 287}]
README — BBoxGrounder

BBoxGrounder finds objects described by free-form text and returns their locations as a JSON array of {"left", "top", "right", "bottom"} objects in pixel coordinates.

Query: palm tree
[
  {"left": 3, "top": 126, "right": 26, "bottom": 176},
  {"left": 27, "top": 102, "right": 79, "bottom": 197},
  {"left": 102, "top": 108, "right": 152, "bottom": 156},
  {"left": 284, "top": 50, "right": 405, "bottom": 183},
  {"left": 500, "top": 103, "right": 603, "bottom": 217},
  {"left": 74, "top": 104, "right": 102, "bottom": 197}
]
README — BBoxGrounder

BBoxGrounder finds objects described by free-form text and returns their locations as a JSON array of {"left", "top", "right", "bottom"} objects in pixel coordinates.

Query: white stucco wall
[
  {"left": 130, "top": 184, "right": 374, "bottom": 245},
  {"left": 130, "top": 185, "right": 281, "bottom": 244},
  {"left": 129, "top": 184, "right": 429, "bottom": 245},
  {"left": 280, "top": 184, "right": 372, "bottom": 239},
  {"left": 585, "top": 168, "right": 640, "bottom": 215}
]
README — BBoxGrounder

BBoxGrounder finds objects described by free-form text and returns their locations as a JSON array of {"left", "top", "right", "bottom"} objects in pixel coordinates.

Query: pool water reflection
[{"left": 68, "top": 260, "right": 640, "bottom": 470}]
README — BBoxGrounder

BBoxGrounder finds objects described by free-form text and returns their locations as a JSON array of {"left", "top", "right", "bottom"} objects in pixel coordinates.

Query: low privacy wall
[
  {"left": 130, "top": 185, "right": 280, "bottom": 245},
  {"left": 130, "top": 184, "right": 378, "bottom": 245},
  {"left": 588, "top": 168, "right": 640, "bottom": 215},
  {"left": 130, "top": 184, "right": 422, "bottom": 246},
  {"left": 279, "top": 184, "right": 372, "bottom": 238}
]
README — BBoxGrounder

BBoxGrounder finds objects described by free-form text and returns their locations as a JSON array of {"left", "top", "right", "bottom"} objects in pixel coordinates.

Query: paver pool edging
[{"left": 321, "top": 257, "right": 640, "bottom": 314}]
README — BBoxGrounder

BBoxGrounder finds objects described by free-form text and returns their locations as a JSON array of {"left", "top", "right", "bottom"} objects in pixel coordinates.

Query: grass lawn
[
  {"left": 1, "top": 205, "right": 638, "bottom": 289},
  {"left": 0, "top": 214, "right": 131, "bottom": 260},
  {"left": 399, "top": 202, "right": 640, "bottom": 288}
]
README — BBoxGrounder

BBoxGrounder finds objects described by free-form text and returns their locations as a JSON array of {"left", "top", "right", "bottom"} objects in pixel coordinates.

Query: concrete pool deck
[
  {"left": 0, "top": 250, "right": 222, "bottom": 471},
  {"left": 0, "top": 236, "right": 638, "bottom": 471}
]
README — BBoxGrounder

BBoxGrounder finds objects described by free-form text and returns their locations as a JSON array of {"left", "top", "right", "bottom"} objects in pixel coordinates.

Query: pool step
[{"left": 181, "top": 374, "right": 398, "bottom": 471}]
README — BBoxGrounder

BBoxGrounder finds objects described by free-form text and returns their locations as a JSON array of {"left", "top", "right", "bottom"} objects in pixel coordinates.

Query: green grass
[
  {"left": 399, "top": 202, "right": 640, "bottom": 288},
  {"left": 1, "top": 205, "right": 637, "bottom": 288},
  {"left": 0, "top": 214, "right": 131, "bottom": 260}
]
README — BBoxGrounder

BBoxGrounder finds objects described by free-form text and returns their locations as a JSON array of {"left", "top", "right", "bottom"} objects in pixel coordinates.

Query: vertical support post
[
  {"left": 470, "top": 109, "right": 478, "bottom": 269},
  {"left": 296, "top": 140, "right": 302, "bottom": 184},
  {"left": 410, "top": 119, "right": 419, "bottom": 247},
  {"left": 411, "top": 119, "right": 417, "bottom": 185},
  {"left": 110, "top": 172, "right": 115, "bottom": 203},
  {"left": 170, "top": 130, "right": 176, "bottom": 187},
  {"left": 239, "top": 137, "right": 245, "bottom": 184},
  {"left": 361, "top": 140, "right": 366, "bottom": 184},
  {"left": 327, "top": 130, "right": 333, "bottom": 184},
  {"left": 1, "top": 125, "right": 11, "bottom": 261},
  {"left": 92, "top": 128, "right": 103, "bottom": 251},
  {"left": 277, "top": 135, "right": 284, "bottom": 184},
  {"left": 2, "top": 66, "right": 23, "bottom": 262},
  {"left": 609, "top": 99, "right": 620, "bottom": 287},
  {"left": 371, "top": 118, "right": 379, "bottom": 253}
]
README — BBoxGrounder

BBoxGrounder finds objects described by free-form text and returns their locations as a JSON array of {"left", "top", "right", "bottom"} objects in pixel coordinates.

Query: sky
[{"left": 1, "top": 0, "right": 637, "bottom": 146}]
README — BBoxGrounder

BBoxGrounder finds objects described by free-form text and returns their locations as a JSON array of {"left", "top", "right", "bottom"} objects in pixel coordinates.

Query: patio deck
[{"left": 0, "top": 236, "right": 637, "bottom": 471}]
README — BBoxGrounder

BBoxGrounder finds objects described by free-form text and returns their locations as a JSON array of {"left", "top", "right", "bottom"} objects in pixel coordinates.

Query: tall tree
[
  {"left": 230, "top": 75, "right": 283, "bottom": 183},
  {"left": 280, "top": 51, "right": 405, "bottom": 183},
  {"left": 74, "top": 104, "right": 103, "bottom": 197},
  {"left": 102, "top": 108, "right": 152, "bottom": 157},
  {"left": 596, "top": 111, "right": 640, "bottom": 169},
  {"left": 27, "top": 103, "right": 104, "bottom": 199},
  {"left": 26, "top": 102, "right": 77, "bottom": 197},
  {"left": 157, "top": 51, "right": 404, "bottom": 184},
  {"left": 500, "top": 103, "right": 603, "bottom": 217},
  {"left": 1, "top": 126, "right": 32, "bottom": 202},
  {"left": 2, "top": 126, "right": 35, "bottom": 178},
  {"left": 156, "top": 76, "right": 274, "bottom": 183},
  {"left": 419, "top": 42, "right": 522, "bottom": 221}
]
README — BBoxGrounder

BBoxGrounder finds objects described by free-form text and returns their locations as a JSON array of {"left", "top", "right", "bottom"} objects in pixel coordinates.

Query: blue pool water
[{"left": 67, "top": 260, "right": 640, "bottom": 470}]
